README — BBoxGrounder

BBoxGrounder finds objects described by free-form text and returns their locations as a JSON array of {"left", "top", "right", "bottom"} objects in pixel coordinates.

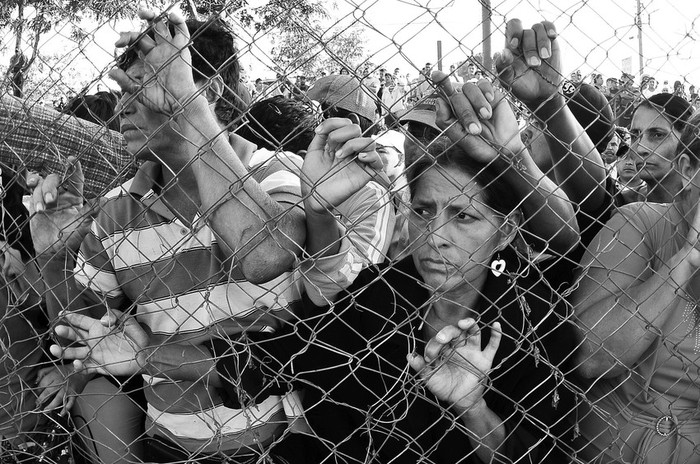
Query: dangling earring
[{"left": 490, "top": 255, "right": 506, "bottom": 277}]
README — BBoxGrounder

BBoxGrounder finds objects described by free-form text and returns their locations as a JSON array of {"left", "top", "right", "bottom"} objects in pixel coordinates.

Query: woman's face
[
  {"left": 409, "top": 166, "right": 506, "bottom": 293},
  {"left": 630, "top": 106, "right": 682, "bottom": 185}
]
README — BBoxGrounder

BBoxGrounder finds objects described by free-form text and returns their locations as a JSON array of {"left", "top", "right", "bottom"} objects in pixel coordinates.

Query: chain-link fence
[{"left": 1, "top": 1, "right": 700, "bottom": 463}]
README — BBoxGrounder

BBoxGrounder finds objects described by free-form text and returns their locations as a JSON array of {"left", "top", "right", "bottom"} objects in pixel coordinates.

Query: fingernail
[
  {"left": 468, "top": 123, "right": 481, "bottom": 135},
  {"left": 44, "top": 192, "right": 54, "bottom": 203},
  {"left": 485, "top": 92, "right": 494, "bottom": 102},
  {"left": 35, "top": 203, "right": 44, "bottom": 212},
  {"left": 540, "top": 48, "right": 550, "bottom": 59},
  {"left": 548, "top": 29, "right": 556, "bottom": 37},
  {"left": 528, "top": 56, "right": 541, "bottom": 67},
  {"left": 335, "top": 149, "right": 343, "bottom": 158},
  {"left": 314, "top": 125, "right": 323, "bottom": 133},
  {"left": 479, "top": 108, "right": 490, "bottom": 119},
  {"left": 510, "top": 38, "right": 519, "bottom": 48},
  {"left": 436, "top": 333, "right": 447, "bottom": 342}
]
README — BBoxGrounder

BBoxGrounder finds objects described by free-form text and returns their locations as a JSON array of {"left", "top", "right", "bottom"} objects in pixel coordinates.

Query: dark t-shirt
[{"left": 294, "top": 248, "right": 577, "bottom": 463}]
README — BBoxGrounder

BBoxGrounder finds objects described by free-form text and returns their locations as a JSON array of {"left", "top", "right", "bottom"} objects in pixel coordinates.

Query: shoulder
[
  {"left": 249, "top": 150, "right": 303, "bottom": 201},
  {"left": 344, "top": 257, "right": 424, "bottom": 307},
  {"left": 92, "top": 191, "right": 157, "bottom": 237},
  {"left": 608, "top": 201, "right": 672, "bottom": 234}
]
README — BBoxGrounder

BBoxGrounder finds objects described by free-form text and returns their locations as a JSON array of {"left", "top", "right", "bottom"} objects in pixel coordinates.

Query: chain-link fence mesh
[{"left": 1, "top": 1, "right": 700, "bottom": 463}]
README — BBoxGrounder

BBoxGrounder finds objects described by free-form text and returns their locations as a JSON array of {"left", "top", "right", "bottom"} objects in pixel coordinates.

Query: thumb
[
  {"left": 306, "top": 130, "right": 330, "bottom": 155},
  {"left": 62, "top": 157, "right": 84, "bottom": 198},
  {"left": 100, "top": 311, "right": 119, "bottom": 328},
  {"left": 495, "top": 49, "right": 515, "bottom": 87},
  {"left": 407, "top": 352, "right": 427, "bottom": 374}
]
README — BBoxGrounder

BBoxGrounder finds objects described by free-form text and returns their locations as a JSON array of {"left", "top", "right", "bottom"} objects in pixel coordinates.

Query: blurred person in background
[
  {"left": 613, "top": 138, "right": 647, "bottom": 206},
  {"left": 61, "top": 91, "right": 121, "bottom": 131}
]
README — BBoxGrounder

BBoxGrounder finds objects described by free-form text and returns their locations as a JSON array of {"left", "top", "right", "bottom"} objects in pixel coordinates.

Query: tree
[
  {"left": 192, "top": 0, "right": 327, "bottom": 33},
  {"left": 271, "top": 23, "right": 368, "bottom": 77},
  {"left": 0, "top": 0, "right": 151, "bottom": 98},
  {"left": 1, "top": 0, "right": 329, "bottom": 98}
]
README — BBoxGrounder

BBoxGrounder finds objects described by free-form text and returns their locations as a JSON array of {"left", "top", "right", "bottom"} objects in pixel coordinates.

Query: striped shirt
[
  {"left": 299, "top": 181, "right": 395, "bottom": 303},
  {"left": 74, "top": 157, "right": 304, "bottom": 453}
]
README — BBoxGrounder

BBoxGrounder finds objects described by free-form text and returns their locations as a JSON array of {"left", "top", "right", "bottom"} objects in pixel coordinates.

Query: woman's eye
[{"left": 456, "top": 212, "right": 475, "bottom": 222}]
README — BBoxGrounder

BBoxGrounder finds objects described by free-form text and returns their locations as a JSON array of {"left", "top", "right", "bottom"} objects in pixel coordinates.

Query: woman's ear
[
  {"left": 496, "top": 209, "right": 522, "bottom": 252},
  {"left": 677, "top": 153, "right": 699, "bottom": 192},
  {"left": 199, "top": 75, "right": 224, "bottom": 105}
]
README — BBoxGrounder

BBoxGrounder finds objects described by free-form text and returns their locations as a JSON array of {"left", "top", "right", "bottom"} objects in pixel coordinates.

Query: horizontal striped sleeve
[
  {"left": 339, "top": 180, "right": 395, "bottom": 264},
  {"left": 300, "top": 182, "right": 395, "bottom": 302}
]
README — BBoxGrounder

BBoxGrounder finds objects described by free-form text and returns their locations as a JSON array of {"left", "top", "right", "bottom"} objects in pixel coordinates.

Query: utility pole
[
  {"left": 637, "top": 0, "right": 644, "bottom": 75},
  {"left": 482, "top": 0, "right": 492, "bottom": 71}
]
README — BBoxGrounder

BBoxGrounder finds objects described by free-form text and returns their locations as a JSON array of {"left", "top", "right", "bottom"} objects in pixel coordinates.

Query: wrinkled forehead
[{"left": 412, "top": 165, "right": 484, "bottom": 203}]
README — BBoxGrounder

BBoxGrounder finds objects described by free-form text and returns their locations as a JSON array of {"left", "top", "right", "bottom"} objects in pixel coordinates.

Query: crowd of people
[{"left": 1, "top": 8, "right": 699, "bottom": 464}]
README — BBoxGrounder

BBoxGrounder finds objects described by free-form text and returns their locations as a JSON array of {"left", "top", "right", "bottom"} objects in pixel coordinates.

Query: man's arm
[
  {"left": 297, "top": 119, "right": 389, "bottom": 304},
  {"left": 108, "top": 11, "right": 305, "bottom": 285},
  {"left": 179, "top": 99, "right": 305, "bottom": 284},
  {"left": 27, "top": 159, "right": 116, "bottom": 320},
  {"left": 35, "top": 253, "right": 113, "bottom": 320}
]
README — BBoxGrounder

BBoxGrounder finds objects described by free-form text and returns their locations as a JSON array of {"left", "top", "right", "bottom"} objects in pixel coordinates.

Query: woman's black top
[{"left": 294, "top": 248, "right": 577, "bottom": 463}]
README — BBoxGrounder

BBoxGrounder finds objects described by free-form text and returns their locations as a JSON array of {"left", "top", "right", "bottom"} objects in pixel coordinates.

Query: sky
[
  {"left": 3, "top": 0, "right": 700, "bottom": 93},
  {"left": 308, "top": 0, "right": 700, "bottom": 86}
]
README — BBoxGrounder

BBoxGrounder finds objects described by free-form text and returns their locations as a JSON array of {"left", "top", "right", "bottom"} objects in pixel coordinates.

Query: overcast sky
[
  {"left": 4, "top": 0, "right": 700, "bottom": 90},
  {"left": 312, "top": 0, "right": 700, "bottom": 85}
]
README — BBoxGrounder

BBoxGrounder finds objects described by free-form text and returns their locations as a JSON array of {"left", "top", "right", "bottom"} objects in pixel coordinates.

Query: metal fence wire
[{"left": 1, "top": 0, "right": 699, "bottom": 463}]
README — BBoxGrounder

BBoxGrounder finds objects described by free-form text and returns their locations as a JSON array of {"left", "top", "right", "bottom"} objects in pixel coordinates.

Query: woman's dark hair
[
  {"left": 636, "top": 93, "right": 694, "bottom": 133},
  {"left": 406, "top": 137, "right": 521, "bottom": 218},
  {"left": 237, "top": 96, "right": 317, "bottom": 155},
  {"left": 677, "top": 111, "right": 700, "bottom": 168},
  {"left": 117, "top": 17, "right": 241, "bottom": 126},
  {"left": 62, "top": 91, "right": 120, "bottom": 131}
]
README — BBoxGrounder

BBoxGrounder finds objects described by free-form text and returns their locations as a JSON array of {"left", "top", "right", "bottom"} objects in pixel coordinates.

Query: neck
[
  {"left": 677, "top": 192, "right": 696, "bottom": 234},
  {"left": 619, "top": 177, "right": 644, "bottom": 190},
  {"left": 645, "top": 174, "right": 681, "bottom": 204},
  {"left": 427, "top": 272, "right": 487, "bottom": 332},
  {"left": 160, "top": 164, "right": 201, "bottom": 224}
]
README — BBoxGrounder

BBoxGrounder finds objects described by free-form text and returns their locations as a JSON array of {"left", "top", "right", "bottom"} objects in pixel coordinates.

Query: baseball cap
[
  {"left": 399, "top": 92, "right": 440, "bottom": 130},
  {"left": 307, "top": 75, "right": 376, "bottom": 122}
]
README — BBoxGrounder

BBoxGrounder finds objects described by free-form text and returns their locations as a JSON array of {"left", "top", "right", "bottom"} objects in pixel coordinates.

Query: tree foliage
[
  {"left": 0, "top": 0, "right": 149, "bottom": 97},
  {"left": 271, "top": 23, "right": 369, "bottom": 77},
  {"left": 192, "top": 0, "right": 328, "bottom": 32},
  {"left": 0, "top": 0, "right": 331, "bottom": 98}
]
